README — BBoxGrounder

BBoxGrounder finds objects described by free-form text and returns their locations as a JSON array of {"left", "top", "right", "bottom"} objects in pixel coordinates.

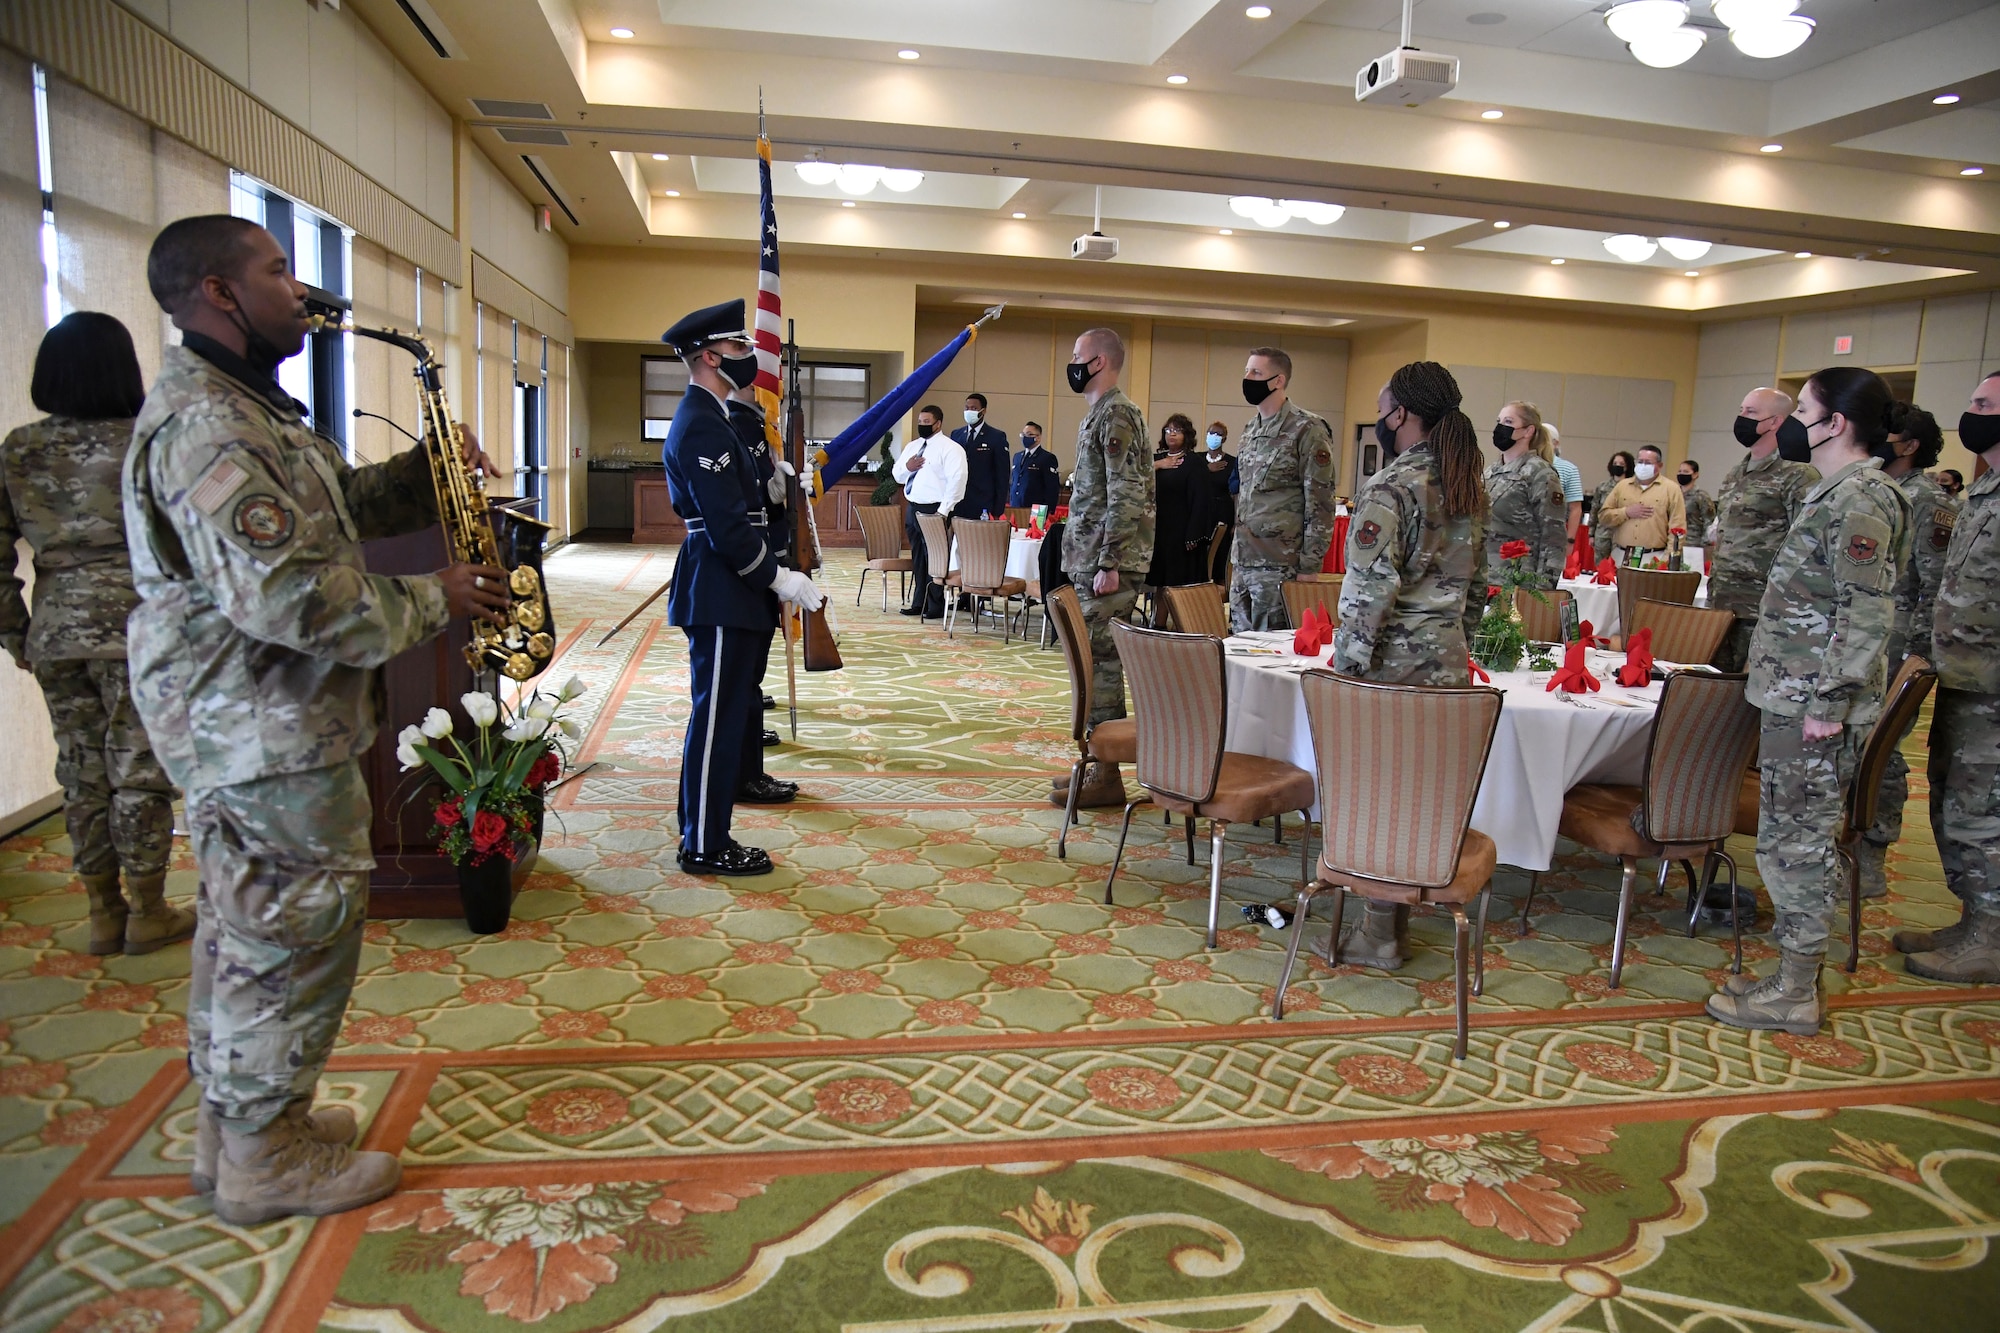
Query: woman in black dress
[
  {"left": 1148, "top": 414, "right": 1207, "bottom": 594},
  {"left": 1192, "top": 420, "right": 1238, "bottom": 585}
]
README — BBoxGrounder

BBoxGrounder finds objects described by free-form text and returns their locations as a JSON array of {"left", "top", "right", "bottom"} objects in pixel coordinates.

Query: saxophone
[{"left": 306, "top": 297, "right": 557, "bottom": 681}]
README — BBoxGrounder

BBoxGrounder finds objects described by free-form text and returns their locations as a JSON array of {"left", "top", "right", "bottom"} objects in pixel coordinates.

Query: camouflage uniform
[
  {"left": 1682, "top": 485, "right": 1717, "bottom": 544},
  {"left": 0, "top": 416, "right": 173, "bottom": 878},
  {"left": 1708, "top": 451, "right": 1820, "bottom": 673},
  {"left": 1590, "top": 477, "right": 1619, "bottom": 561},
  {"left": 1060, "top": 387, "right": 1151, "bottom": 725},
  {"left": 1228, "top": 401, "right": 1336, "bottom": 632},
  {"left": 1864, "top": 470, "right": 1959, "bottom": 852},
  {"left": 1745, "top": 458, "right": 1910, "bottom": 956},
  {"left": 125, "top": 343, "right": 447, "bottom": 1133},
  {"left": 1482, "top": 453, "right": 1567, "bottom": 589},
  {"left": 1332, "top": 442, "right": 1487, "bottom": 685},
  {"left": 1927, "top": 465, "right": 2000, "bottom": 923}
]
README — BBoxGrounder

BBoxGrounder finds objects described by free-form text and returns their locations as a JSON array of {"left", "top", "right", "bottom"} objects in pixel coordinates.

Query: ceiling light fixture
[
  {"left": 1605, "top": 2, "right": 1705, "bottom": 68},
  {"left": 1166, "top": 73, "right": 1189, "bottom": 85},
  {"left": 1550, "top": 258, "right": 1565, "bottom": 265},
  {"left": 1794, "top": 251, "right": 1811, "bottom": 258},
  {"left": 664, "top": 190, "right": 679, "bottom": 197},
  {"left": 1411, "top": 245, "right": 1425, "bottom": 252},
  {"left": 609, "top": 27, "right": 633, "bottom": 38},
  {"left": 1228, "top": 196, "right": 1343, "bottom": 228},
  {"left": 1012, "top": 211, "right": 1027, "bottom": 219},
  {"left": 1964, "top": 166, "right": 1987, "bottom": 176},
  {"left": 793, "top": 159, "right": 923, "bottom": 194},
  {"left": 1602, "top": 233, "right": 1660, "bottom": 263},
  {"left": 841, "top": 200, "right": 856, "bottom": 208},
  {"left": 1759, "top": 142, "right": 1784, "bottom": 152},
  {"left": 1492, "top": 220, "right": 1511, "bottom": 229},
  {"left": 1658, "top": 236, "right": 1711, "bottom": 261},
  {"left": 1220, "top": 228, "right": 1233, "bottom": 235},
  {"left": 650, "top": 153, "right": 669, "bottom": 161},
  {"left": 1933, "top": 93, "right": 1962, "bottom": 105},
  {"left": 1713, "top": 0, "right": 1814, "bottom": 59},
  {"left": 1245, "top": 4, "right": 1272, "bottom": 16},
  {"left": 1684, "top": 270, "right": 1700, "bottom": 277},
  {"left": 1481, "top": 109, "right": 1504, "bottom": 120}
]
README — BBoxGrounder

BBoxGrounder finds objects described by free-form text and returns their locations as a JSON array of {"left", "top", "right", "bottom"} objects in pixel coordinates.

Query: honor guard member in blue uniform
[
  {"left": 954, "top": 393, "right": 1011, "bottom": 520},
  {"left": 661, "top": 300, "right": 825, "bottom": 875},
  {"left": 726, "top": 383, "right": 795, "bottom": 793},
  {"left": 1010, "top": 421, "right": 1060, "bottom": 509}
]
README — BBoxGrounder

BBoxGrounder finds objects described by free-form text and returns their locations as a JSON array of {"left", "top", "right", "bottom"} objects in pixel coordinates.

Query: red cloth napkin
[
  {"left": 1592, "top": 558, "right": 1618, "bottom": 586},
  {"left": 1316, "top": 606, "right": 1334, "bottom": 647},
  {"left": 1291, "top": 619, "right": 1318, "bottom": 656},
  {"left": 1467, "top": 655, "right": 1490, "bottom": 683},
  {"left": 1547, "top": 637, "right": 1601, "bottom": 694},
  {"left": 1617, "top": 627, "right": 1655, "bottom": 687},
  {"left": 1563, "top": 541, "right": 1583, "bottom": 581},
  {"left": 1566, "top": 521, "right": 1592, "bottom": 579}
]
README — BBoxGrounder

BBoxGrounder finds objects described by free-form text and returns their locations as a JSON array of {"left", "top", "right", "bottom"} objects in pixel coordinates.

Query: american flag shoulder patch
[{"left": 188, "top": 460, "right": 249, "bottom": 514}]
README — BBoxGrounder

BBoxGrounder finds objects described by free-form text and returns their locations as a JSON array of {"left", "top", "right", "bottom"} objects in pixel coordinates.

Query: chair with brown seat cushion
[
  {"left": 1007, "top": 506, "right": 1034, "bottom": 527},
  {"left": 1627, "top": 598, "right": 1734, "bottom": 665},
  {"left": 951, "top": 519, "right": 1029, "bottom": 642},
  {"left": 855, "top": 504, "right": 913, "bottom": 612},
  {"left": 1206, "top": 524, "right": 1229, "bottom": 585},
  {"left": 1046, "top": 585, "right": 1139, "bottom": 858},
  {"left": 914, "top": 511, "right": 959, "bottom": 625},
  {"left": 1529, "top": 670, "right": 1761, "bottom": 989},
  {"left": 1273, "top": 671, "right": 1503, "bottom": 1060},
  {"left": 1513, "top": 587, "right": 1573, "bottom": 645},
  {"left": 1281, "top": 576, "right": 1343, "bottom": 631},
  {"left": 1831, "top": 654, "right": 1936, "bottom": 970},
  {"left": 1162, "top": 584, "right": 1229, "bottom": 638},
  {"left": 1615, "top": 567, "right": 1700, "bottom": 646},
  {"left": 1107, "top": 621, "right": 1317, "bottom": 947}
]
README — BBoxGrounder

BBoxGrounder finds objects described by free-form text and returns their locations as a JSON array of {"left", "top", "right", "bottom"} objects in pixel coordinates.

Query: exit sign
[{"left": 1834, "top": 335, "right": 1854, "bottom": 355}]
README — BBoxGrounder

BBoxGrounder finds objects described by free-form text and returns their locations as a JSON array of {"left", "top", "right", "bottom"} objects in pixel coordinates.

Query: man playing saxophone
[{"left": 125, "top": 215, "right": 511, "bottom": 1222}]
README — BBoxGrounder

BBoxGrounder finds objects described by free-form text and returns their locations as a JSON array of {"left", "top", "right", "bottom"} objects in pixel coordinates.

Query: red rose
[
  {"left": 470, "top": 810, "right": 508, "bottom": 852},
  {"left": 1670, "top": 526, "right": 1686, "bottom": 535},
  {"left": 1487, "top": 585, "right": 1502, "bottom": 600},
  {"left": 434, "top": 797, "right": 463, "bottom": 828},
  {"left": 527, "top": 753, "right": 561, "bottom": 789},
  {"left": 1500, "top": 539, "right": 1529, "bottom": 560}
]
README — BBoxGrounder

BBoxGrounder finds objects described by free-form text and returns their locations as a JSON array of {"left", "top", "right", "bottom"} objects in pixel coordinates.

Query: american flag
[{"left": 752, "top": 130, "right": 783, "bottom": 452}]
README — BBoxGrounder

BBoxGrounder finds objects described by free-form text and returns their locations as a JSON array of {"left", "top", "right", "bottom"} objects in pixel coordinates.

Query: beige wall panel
[
  {"left": 582, "top": 342, "right": 645, "bottom": 460},
  {"left": 1917, "top": 357, "right": 1987, "bottom": 481},
  {"left": 1617, "top": 378, "right": 1676, "bottom": 444},
  {"left": 546, "top": 348, "right": 571, "bottom": 542},
  {"left": 305, "top": 0, "right": 356, "bottom": 166},
  {"left": 48, "top": 77, "right": 164, "bottom": 377},
  {"left": 392, "top": 64, "right": 426, "bottom": 222},
  {"left": 969, "top": 320, "right": 1053, "bottom": 398},
  {"left": 1986, "top": 299, "right": 2000, "bottom": 365},
  {"left": 974, "top": 392, "right": 1045, "bottom": 440},
  {"left": 1918, "top": 293, "right": 1991, "bottom": 365},
  {"left": 124, "top": 0, "right": 169, "bottom": 25},
  {"left": 1559, "top": 435, "right": 1618, "bottom": 485},
  {"left": 1281, "top": 334, "right": 1346, "bottom": 431},
  {"left": 424, "top": 96, "right": 454, "bottom": 231},
  {"left": 1204, "top": 403, "right": 1247, "bottom": 442},
  {"left": 1151, "top": 402, "right": 1203, "bottom": 442},
  {"left": 1559, "top": 374, "right": 1621, "bottom": 439},
  {"left": 1205, "top": 331, "right": 1266, "bottom": 404},
  {"left": 1150, "top": 325, "right": 1207, "bottom": 406},
  {"left": 153, "top": 131, "right": 229, "bottom": 225},
  {"left": 467, "top": 145, "right": 569, "bottom": 315},
  {"left": 478, "top": 303, "right": 516, "bottom": 484},
  {"left": 351, "top": 19, "right": 396, "bottom": 193},
  {"left": 1699, "top": 317, "right": 1781, "bottom": 378},
  {"left": 1502, "top": 369, "right": 1564, "bottom": 422},
  {"left": 245, "top": 0, "right": 307, "bottom": 128},
  {"left": 1693, "top": 373, "right": 1767, "bottom": 431},
  {"left": 1868, "top": 302, "right": 1923, "bottom": 367},
  {"left": 1450, "top": 365, "right": 1508, "bottom": 434},
  {"left": 914, "top": 311, "right": 969, "bottom": 396},
  {"left": 169, "top": 0, "right": 249, "bottom": 86}
]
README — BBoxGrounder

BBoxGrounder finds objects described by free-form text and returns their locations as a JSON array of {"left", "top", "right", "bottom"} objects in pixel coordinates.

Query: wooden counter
[{"left": 632, "top": 471, "right": 896, "bottom": 547}]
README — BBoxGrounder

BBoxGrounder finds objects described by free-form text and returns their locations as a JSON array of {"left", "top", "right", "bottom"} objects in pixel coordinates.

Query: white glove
[
  {"left": 772, "top": 567, "right": 826, "bottom": 611},
  {"left": 774, "top": 458, "right": 796, "bottom": 476}
]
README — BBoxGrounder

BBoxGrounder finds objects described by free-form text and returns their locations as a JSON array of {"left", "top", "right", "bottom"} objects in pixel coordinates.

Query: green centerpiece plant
[{"left": 1471, "top": 540, "right": 1548, "bottom": 674}]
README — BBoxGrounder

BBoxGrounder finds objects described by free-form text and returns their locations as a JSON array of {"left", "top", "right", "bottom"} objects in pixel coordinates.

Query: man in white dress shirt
[{"left": 894, "top": 403, "right": 967, "bottom": 618}]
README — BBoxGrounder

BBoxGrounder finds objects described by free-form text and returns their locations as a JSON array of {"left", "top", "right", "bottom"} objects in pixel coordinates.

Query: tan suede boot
[
  {"left": 1335, "top": 901, "right": 1408, "bottom": 971},
  {"left": 1905, "top": 914, "right": 2000, "bottom": 985},
  {"left": 1856, "top": 842, "right": 1889, "bottom": 900},
  {"left": 212, "top": 1106, "right": 401, "bottom": 1225},
  {"left": 79, "top": 872, "right": 129, "bottom": 957},
  {"left": 1705, "top": 948, "right": 1823, "bottom": 1034},
  {"left": 191, "top": 1098, "right": 361, "bottom": 1195},
  {"left": 1893, "top": 910, "right": 1969, "bottom": 956},
  {"left": 121, "top": 871, "right": 195, "bottom": 955},
  {"left": 1064, "top": 763, "right": 1129, "bottom": 810}
]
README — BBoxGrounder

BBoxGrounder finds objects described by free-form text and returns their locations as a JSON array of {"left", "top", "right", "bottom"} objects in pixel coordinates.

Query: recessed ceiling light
[
  {"left": 1550, "top": 258, "right": 1565, "bottom": 265},
  {"left": 1961, "top": 166, "right": 1985, "bottom": 176},
  {"left": 1934, "top": 93, "right": 1962, "bottom": 105},
  {"left": 1011, "top": 211, "right": 1027, "bottom": 219},
  {"left": 609, "top": 27, "right": 634, "bottom": 39},
  {"left": 1481, "top": 109, "right": 1504, "bottom": 120},
  {"left": 650, "top": 153, "right": 669, "bottom": 161},
  {"left": 1245, "top": 4, "right": 1272, "bottom": 17},
  {"left": 1219, "top": 228, "right": 1233, "bottom": 235},
  {"left": 1411, "top": 245, "right": 1425, "bottom": 252},
  {"left": 841, "top": 200, "right": 856, "bottom": 208},
  {"left": 1794, "top": 250, "right": 1811, "bottom": 258},
  {"left": 1166, "top": 73, "right": 1189, "bottom": 84},
  {"left": 1684, "top": 269, "right": 1700, "bottom": 277},
  {"left": 1760, "top": 142, "right": 1784, "bottom": 153},
  {"left": 664, "top": 190, "right": 679, "bottom": 197},
  {"left": 897, "top": 49, "right": 920, "bottom": 60},
  {"left": 1492, "top": 220, "right": 1510, "bottom": 229}
]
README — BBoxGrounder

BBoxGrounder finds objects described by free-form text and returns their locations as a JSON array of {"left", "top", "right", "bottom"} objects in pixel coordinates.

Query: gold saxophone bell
[{"left": 509, "top": 566, "right": 541, "bottom": 596}]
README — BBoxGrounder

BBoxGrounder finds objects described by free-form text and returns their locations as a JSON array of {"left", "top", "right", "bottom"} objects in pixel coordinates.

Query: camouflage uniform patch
[
  {"left": 1229, "top": 401, "right": 1336, "bottom": 632},
  {"left": 1681, "top": 484, "right": 1717, "bottom": 543},
  {"left": 1708, "top": 451, "right": 1819, "bottom": 672},
  {"left": 1482, "top": 452, "right": 1567, "bottom": 589}
]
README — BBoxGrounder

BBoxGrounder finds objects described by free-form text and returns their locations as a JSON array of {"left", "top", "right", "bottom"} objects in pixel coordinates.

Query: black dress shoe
[
  {"left": 898, "top": 606, "right": 925, "bottom": 617},
  {"left": 762, "top": 694, "right": 777, "bottom": 709},
  {"left": 677, "top": 842, "right": 774, "bottom": 877},
  {"left": 737, "top": 774, "right": 799, "bottom": 803},
  {"left": 761, "top": 728, "right": 781, "bottom": 747}
]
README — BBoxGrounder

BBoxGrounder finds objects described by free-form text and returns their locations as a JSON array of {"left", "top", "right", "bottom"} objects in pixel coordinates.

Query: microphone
[{"left": 352, "top": 408, "right": 422, "bottom": 445}]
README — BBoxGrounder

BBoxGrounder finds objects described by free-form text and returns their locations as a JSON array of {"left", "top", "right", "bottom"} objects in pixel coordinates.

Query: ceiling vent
[
  {"left": 393, "top": 0, "right": 466, "bottom": 59},
  {"left": 470, "top": 99, "right": 556, "bottom": 121},
  {"left": 495, "top": 126, "right": 570, "bottom": 147},
  {"left": 521, "top": 156, "right": 579, "bottom": 227}
]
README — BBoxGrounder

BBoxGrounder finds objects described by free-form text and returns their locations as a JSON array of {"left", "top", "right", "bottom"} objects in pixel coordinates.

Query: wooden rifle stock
[{"left": 784, "top": 328, "right": 843, "bottom": 673}]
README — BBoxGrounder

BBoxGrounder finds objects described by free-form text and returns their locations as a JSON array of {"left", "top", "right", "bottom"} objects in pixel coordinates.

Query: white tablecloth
[
  {"left": 1555, "top": 576, "right": 1709, "bottom": 642},
  {"left": 948, "top": 533, "right": 1043, "bottom": 582},
  {"left": 1222, "top": 632, "right": 1662, "bottom": 871}
]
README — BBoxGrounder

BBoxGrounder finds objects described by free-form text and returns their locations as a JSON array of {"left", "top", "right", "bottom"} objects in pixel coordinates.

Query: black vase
[{"left": 456, "top": 849, "right": 515, "bottom": 935}]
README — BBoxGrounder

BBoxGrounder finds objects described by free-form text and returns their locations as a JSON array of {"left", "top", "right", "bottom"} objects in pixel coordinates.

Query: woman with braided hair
[{"left": 1329, "top": 360, "right": 1491, "bottom": 971}]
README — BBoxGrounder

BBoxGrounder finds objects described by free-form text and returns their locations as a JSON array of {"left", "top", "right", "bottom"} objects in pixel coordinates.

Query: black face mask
[
  {"left": 1491, "top": 423, "right": 1515, "bottom": 452},
  {"left": 1021, "top": 434, "right": 1039, "bottom": 450},
  {"left": 1373, "top": 409, "right": 1401, "bottom": 457},
  {"left": 1677, "top": 473, "right": 1694, "bottom": 488},
  {"left": 1959, "top": 411, "right": 2000, "bottom": 455},
  {"left": 1608, "top": 465, "right": 1626, "bottom": 479},
  {"left": 218, "top": 283, "right": 289, "bottom": 381},
  {"left": 717, "top": 351, "right": 759, "bottom": 391},
  {"left": 916, "top": 423, "right": 936, "bottom": 439},
  {"left": 1774, "top": 415, "right": 1816, "bottom": 464},
  {"left": 1732, "top": 414, "right": 1763, "bottom": 448},
  {"left": 1242, "top": 376, "right": 1276, "bottom": 407},
  {"left": 1066, "top": 357, "right": 1097, "bottom": 394}
]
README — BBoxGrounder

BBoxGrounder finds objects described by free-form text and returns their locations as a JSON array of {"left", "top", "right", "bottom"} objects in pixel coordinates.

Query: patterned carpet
[{"left": 2, "top": 542, "right": 1996, "bottom": 1332}]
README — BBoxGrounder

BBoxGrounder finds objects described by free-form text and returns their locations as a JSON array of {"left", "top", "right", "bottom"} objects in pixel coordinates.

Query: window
[
  {"left": 230, "top": 172, "right": 353, "bottom": 451},
  {"left": 797, "top": 362, "right": 870, "bottom": 441},
  {"left": 641, "top": 355, "right": 688, "bottom": 440}
]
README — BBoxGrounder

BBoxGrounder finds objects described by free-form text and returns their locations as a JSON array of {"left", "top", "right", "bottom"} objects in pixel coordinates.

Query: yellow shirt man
[{"left": 1598, "top": 448, "right": 1688, "bottom": 554}]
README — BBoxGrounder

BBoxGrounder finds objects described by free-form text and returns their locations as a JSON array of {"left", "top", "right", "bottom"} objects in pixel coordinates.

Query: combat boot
[
  {"left": 1063, "top": 763, "right": 1129, "bottom": 810},
  {"left": 1855, "top": 842, "right": 1889, "bottom": 900},
  {"left": 1904, "top": 913, "right": 2000, "bottom": 985},
  {"left": 1704, "top": 948, "right": 1823, "bottom": 1034},
  {"left": 212, "top": 1105, "right": 401, "bottom": 1224},
  {"left": 79, "top": 872, "right": 129, "bottom": 957},
  {"left": 1893, "top": 907, "right": 1970, "bottom": 955},
  {"left": 190, "top": 1098, "right": 360, "bottom": 1195},
  {"left": 1335, "top": 901, "right": 1408, "bottom": 971},
  {"left": 121, "top": 871, "right": 195, "bottom": 955}
]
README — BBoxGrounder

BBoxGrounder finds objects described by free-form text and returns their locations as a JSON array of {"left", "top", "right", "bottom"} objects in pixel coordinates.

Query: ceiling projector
[
  {"left": 1071, "top": 231, "right": 1119, "bottom": 261},
  {"left": 1355, "top": 46, "right": 1459, "bottom": 106}
]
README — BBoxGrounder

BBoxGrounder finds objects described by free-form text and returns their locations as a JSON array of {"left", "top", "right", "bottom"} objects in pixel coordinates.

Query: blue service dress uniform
[
  {"left": 726, "top": 396, "right": 787, "bottom": 789},
  {"left": 663, "top": 384, "right": 780, "bottom": 856},
  {"left": 952, "top": 420, "right": 1011, "bottom": 519},
  {"left": 1010, "top": 443, "right": 1061, "bottom": 508}
]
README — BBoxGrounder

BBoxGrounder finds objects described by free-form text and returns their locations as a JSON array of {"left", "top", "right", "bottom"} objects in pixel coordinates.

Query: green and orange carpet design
[{"left": 2, "top": 544, "right": 1996, "bottom": 1332}]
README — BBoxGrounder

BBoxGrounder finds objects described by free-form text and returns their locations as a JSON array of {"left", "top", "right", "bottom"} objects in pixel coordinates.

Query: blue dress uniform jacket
[
  {"left": 663, "top": 386, "right": 780, "bottom": 630},
  {"left": 728, "top": 399, "right": 789, "bottom": 562},
  {"left": 1010, "top": 445, "right": 1061, "bottom": 508},
  {"left": 952, "top": 421, "right": 1011, "bottom": 519}
]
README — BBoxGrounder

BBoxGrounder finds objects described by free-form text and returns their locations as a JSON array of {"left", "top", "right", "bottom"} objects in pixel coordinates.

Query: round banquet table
[
  {"left": 948, "top": 533, "right": 1044, "bottom": 582},
  {"left": 1555, "top": 575, "right": 1709, "bottom": 643},
  {"left": 1221, "top": 631, "right": 1666, "bottom": 871}
]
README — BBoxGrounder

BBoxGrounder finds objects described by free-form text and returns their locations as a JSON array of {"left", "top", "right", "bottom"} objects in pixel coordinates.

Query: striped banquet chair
[
  {"left": 1614, "top": 566, "right": 1700, "bottom": 646},
  {"left": 1529, "top": 670, "right": 1761, "bottom": 988},
  {"left": 1046, "top": 585, "right": 1138, "bottom": 859},
  {"left": 1280, "top": 576, "right": 1342, "bottom": 630},
  {"left": 854, "top": 503, "right": 913, "bottom": 611},
  {"left": 1626, "top": 598, "right": 1734, "bottom": 666},
  {"left": 1512, "top": 587, "right": 1572, "bottom": 645},
  {"left": 949, "top": 518, "right": 1028, "bottom": 642},
  {"left": 1161, "top": 583, "right": 1229, "bottom": 638},
  {"left": 1104, "top": 622, "right": 1316, "bottom": 948},
  {"left": 914, "top": 511, "right": 958, "bottom": 625},
  {"left": 1273, "top": 671, "right": 1502, "bottom": 1059}
]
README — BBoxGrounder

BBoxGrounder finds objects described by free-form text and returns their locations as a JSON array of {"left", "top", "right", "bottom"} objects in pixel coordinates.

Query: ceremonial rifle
[{"left": 785, "top": 320, "right": 843, "bottom": 674}]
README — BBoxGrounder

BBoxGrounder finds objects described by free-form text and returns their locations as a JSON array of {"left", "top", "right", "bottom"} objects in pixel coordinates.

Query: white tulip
[
  {"left": 558, "top": 718, "right": 581, "bottom": 739},
  {"left": 397, "top": 724, "right": 423, "bottom": 749},
  {"left": 559, "top": 675, "right": 586, "bottom": 702},
  {"left": 460, "top": 692, "right": 499, "bottom": 728},
  {"left": 527, "top": 698, "right": 556, "bottom": 721},
  {"left": 396, "top": 742, "right": 422, "bottom": 771},
  {"left": 421, "top": 707, "right": 454, "bottom": 739},
  {"left": 503, "top": 716, "right": 550, "bottom": 743}
]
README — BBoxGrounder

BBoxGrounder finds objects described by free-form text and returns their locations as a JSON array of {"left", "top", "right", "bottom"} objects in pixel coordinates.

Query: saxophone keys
[
  {"left": 504, "top": 652, "right": 536, "bottom": 680},
  {"left": 527, "top": 632, "right": 555, "bottom": 659},
  {"left": 513, "top": 599, "right": 546, "bottom": 632},
  {"left": 509, "top": 565, "right": 542, "bottom": 596}
]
